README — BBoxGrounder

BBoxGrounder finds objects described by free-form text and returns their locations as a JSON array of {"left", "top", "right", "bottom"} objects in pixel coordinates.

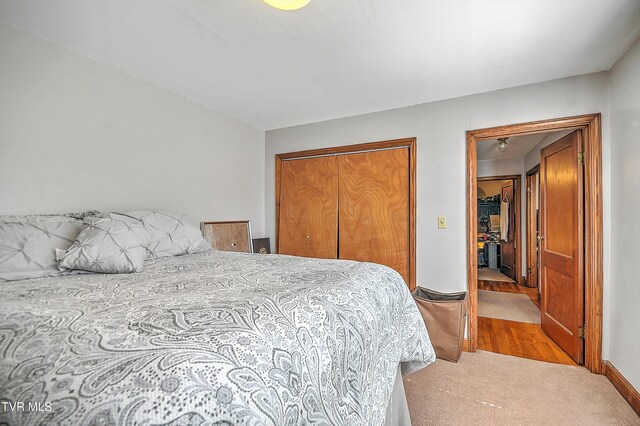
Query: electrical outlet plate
[{"left": 437, "top": 216, "right": 446, "bottom": 229}]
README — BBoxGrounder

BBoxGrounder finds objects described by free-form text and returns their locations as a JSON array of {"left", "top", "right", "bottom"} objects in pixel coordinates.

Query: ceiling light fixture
[
  {"left": 262, "top": 0, "right": 311, "bottom": 11},
  {"left": 497, "top": 137, "right": 509, "bottom": 153}
]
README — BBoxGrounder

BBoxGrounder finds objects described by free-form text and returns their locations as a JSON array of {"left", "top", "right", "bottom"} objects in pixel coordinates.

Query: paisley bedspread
[{"left": 0, "top": 251, "right": 434, "bottom": 425}]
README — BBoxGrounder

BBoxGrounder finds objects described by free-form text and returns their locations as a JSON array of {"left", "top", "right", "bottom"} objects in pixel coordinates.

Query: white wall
[
  {"left": 0, "top": 23, "right": 266, "bottom": 235},
  {"left": 477, "top": 158, "right": 523, "bottom": 178},
  {"left": 266, "top": 72, "right": 611, "bottom": 358},
  {"left": 609, "top": 38, "right": 640, "bottom": 391}
]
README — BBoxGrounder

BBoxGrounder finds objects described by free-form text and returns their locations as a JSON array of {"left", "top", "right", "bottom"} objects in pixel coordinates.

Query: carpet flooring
[
  {"left": 478, "top": 290, "right": 541, "bottom": 323},
  {"left": 404, "top": 351, "right": 640, "bottom": 425},
  {"left": 478, "top": 268, "right": 516, "bottom": 283}
]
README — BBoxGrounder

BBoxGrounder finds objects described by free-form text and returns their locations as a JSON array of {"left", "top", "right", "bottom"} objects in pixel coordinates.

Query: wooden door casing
[
  {"left": 277, "top": 156, "right": 339, "bottom": 259},
  {"left": 540, "top": 130, "right": 584, "bottom": 364},
  {"left": 467, "top": 114, "right": 602, "bottom": 374},
  {"left": 500, "top": 181, "right": 517, "bottom": 280},
  {"left": 338, "top": 148, "right": 410, "bottom": 285}
]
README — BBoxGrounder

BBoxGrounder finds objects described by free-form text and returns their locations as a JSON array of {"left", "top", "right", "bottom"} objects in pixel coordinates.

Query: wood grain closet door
[
  {"left": 278, "top": 156, "right": 339, "bottom": 259},
  {"left": 338, "top": 148, "right": 410, "bottom": 284}
]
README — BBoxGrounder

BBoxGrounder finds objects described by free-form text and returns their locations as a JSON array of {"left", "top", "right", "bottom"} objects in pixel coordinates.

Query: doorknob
[
  {"left": 537, "top": 235, "right": 544, "bottom": 240},
  {"left": 305, "top": 235, "right": 311, "bottom": 240}
]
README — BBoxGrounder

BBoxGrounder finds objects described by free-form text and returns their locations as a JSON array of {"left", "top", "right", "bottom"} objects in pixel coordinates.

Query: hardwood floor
[{"left": 477, "top": 280, "right": 577, "bottom": 366}]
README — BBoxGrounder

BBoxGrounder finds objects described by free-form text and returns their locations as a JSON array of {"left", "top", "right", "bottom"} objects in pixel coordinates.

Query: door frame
[
  {"left": 525, "top": 165, "right": 540, "bottom": 290},
  {"left": 466, "top": 114, "right": 603, "bottom": 373},
  {"left": 477, "top": 175, "right": 522, "bottom": 284},
  {"left": 275, "top": 137, "right": 417, "bottom": 289}
]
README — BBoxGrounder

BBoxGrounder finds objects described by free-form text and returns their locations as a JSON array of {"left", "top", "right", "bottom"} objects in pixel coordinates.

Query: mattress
[{"left": 0, "top": 251, "right": 434, "bottom": 425}]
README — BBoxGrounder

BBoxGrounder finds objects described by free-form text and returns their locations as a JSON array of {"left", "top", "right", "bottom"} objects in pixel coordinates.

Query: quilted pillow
[
  {"left": 57, "top": 218, "right": 150, "bottom": 274},
  {"left": 0, "top": 220, "right": 84, "bottom": 281},
  {"left": 104, "top": 211, "right": 212, "bottom": 259}
]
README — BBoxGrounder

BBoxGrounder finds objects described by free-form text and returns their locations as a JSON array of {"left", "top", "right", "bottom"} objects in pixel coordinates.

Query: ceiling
[
  {"left": 1, "top": 0, "right": 639, "bottom": 130},
  {"left": 477, "top": 131, "right": 571, "bottom": 161}
]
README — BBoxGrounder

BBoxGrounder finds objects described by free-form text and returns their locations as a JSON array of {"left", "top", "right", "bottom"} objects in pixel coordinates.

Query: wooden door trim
[
  {"left": 477, "top": 174, "right": 521, "bottom": 181},
  {"left": 275, "top": 138, "right": 416, "bottom": 160},
  {"left": 526, "top": 164, "right": 540, "bottom": 177},
  {"left": 477, "top": 175, "right": 522, "bottom": 285},
  {"left": 275, "top": 137, "right": 417, "bottom": 290},
  {"left": 466, "top": 114, "right": 603, "bottom": 374}
]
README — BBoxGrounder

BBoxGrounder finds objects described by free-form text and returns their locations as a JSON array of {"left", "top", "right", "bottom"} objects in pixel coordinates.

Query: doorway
[
  {"left": 466, "top": 114, "right": 603, "bottom": 374},
  {"left": 477, "top": 175, "right": 521, "bottom": 283},
  {"left": 475, "top": 172, "right": 572, "bottom": 363}
]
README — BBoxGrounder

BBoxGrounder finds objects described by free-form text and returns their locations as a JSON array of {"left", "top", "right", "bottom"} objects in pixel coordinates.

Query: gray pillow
[
  {"left": 104, "top": 211, "right": 212, "bottom": 259},
  {"left": 0, "top": 220, "right": 84, "bottom": 282},
  {"left": 57, "top": 218, "right": 150, "bottom": 274}
]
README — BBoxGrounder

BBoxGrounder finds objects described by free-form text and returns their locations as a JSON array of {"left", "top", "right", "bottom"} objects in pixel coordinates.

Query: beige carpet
[
  {"left": 478, "top": 268, "right": 516, "bottom": 283},
  {"left": 404, "top": 351, "right": 640, "bottom": 425},
  {"left": 478, "top": 290, "right": 541, "bottom": 323}
]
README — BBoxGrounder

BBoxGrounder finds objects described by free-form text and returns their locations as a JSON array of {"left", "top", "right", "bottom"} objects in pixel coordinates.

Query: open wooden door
[
  {"left": 500, "top": 181, "right": 517, "bottom": 280},
  {"left": 540, "top": 130, "right": 584, "bottom": 364}
]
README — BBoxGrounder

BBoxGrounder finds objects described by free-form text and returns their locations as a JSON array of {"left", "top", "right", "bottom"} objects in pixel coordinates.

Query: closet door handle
[{"left": 305, "top": 235, "right": 311, "bottom": 240}]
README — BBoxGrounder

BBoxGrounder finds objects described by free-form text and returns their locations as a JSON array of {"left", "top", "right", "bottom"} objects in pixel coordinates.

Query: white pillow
[
  {"left": 57, "top": 218, "right": 149, "bottom": 274},
  {"left": 0, "top": 220, "right": 84, "bottom": 282},
  {"left": 104, "top": 211, "right": 212, "bottom": 259}
]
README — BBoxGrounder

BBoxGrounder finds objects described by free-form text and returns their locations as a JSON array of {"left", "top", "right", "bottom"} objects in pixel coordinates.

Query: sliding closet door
[
  {"left": 338, "top": 148, "right": 410, "bottom": 284},
  {"left": 278, "top": 156, "right": 339, "bottom": 259}
]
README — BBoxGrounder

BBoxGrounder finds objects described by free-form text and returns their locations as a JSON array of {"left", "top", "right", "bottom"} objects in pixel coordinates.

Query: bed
[{"left": 0, "top": 247, "right": 434, "bottom": 425}]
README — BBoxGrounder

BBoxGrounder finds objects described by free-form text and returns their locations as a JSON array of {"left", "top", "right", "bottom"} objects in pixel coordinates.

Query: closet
[{"left": 276, "top": 138, "right": 416, "bottom": 289}]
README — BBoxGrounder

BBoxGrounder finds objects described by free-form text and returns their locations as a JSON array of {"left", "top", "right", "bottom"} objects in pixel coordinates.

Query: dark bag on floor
[{"left": 413, "top": 287, "right": 467, "bottom": 362}]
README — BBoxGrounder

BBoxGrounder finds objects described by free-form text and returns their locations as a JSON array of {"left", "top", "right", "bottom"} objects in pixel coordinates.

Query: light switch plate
[{"left": 437, "top": 216, "right": 447, "bottom": 229}]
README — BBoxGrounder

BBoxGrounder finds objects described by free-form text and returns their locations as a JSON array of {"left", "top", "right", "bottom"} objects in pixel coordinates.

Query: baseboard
[{"left": 602, "top": 361, "right": 640, "bottom": 416}]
